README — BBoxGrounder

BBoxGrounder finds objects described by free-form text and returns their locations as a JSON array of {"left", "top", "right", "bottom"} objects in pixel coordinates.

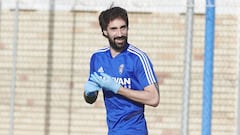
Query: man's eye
[{"left": 110, "top": 27, "right": 117, "bottom": 30}]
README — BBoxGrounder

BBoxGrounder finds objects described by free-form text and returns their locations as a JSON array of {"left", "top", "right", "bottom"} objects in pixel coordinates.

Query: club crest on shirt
[{"left": 119, "top": 64, "right": 124, "bottom": 75}]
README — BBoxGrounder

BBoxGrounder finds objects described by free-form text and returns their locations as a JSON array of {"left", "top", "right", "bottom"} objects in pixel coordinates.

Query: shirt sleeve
[
  {"left": 88, "top": 54, "right": 96, "bottom": 80},
  {"left": 135, "top": 54, "right": 158, "bottom": 88}
]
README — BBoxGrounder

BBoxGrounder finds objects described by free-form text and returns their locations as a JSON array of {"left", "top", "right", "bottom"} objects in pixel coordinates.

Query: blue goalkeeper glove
[
  {"left": 84, "top": 81, "right": 101, "bottom": 96},
  {"left": 90, "top": 72, "right": 121, "bottom": 94}
]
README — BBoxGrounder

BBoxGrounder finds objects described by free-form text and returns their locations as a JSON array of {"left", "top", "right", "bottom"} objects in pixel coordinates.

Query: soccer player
[{"left": 84, "top": 6, "right": 160, "bottom": 135}]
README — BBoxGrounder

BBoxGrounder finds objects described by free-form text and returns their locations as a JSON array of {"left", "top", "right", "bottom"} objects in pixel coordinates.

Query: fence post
[
  {"left": 181, "top": 0, "right": 194, "bottom": 135},
  {"left": 9, "top": 0, "right": 19, "bottom": 135},
  {"left": 202, "top": 0, "right": 215, "bottom": 135}
]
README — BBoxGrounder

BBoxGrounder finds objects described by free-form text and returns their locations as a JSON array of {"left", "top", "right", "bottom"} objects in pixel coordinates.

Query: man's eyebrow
[
  {"left": 109, "top": 26, "right": 117, "bottom": 29},
  {"left": 120, "top": 25, "right": 127, "bottom": 28},
  {"left": 109, "top": 25, "right": 127, "bottom": 29}
]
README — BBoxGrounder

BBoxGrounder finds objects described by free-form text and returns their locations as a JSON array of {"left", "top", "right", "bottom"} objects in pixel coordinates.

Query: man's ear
[
  {"left": 103, "top": 30, "right": 107, "bottom": 37},
  {"left": 102, "top": 30, "right": 108, "bottom": 38}
]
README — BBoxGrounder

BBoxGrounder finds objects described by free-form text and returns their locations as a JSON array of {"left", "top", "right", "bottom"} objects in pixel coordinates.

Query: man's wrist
[
  {"left": 86, "top": 91, "right": 98, "bottom": 97},
  {"left": 113, "top": 84, "right": 121, "bottom": 94}
]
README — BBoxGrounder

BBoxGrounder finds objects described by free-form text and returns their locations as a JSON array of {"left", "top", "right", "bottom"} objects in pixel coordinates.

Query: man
[{"left": 84, "top": 6, "right": 160, "bottom": 135}]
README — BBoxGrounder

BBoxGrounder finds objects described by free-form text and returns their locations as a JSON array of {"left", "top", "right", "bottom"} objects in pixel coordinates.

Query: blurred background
[{"left": 0, "top": 0, "right": 240, "bottom": 135}]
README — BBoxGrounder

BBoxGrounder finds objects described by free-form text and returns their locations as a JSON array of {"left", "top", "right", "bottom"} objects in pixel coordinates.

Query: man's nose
[{"left": 116, "top": 29, "right": 123, "bottom": 37}]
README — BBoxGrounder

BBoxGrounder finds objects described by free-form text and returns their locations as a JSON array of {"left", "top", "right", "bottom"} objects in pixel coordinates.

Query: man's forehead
[{"left": 108, "top": 18, "right": 126, "bottom": 27}]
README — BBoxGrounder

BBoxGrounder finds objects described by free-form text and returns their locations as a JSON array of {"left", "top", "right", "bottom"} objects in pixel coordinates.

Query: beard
[{"left": 108, "top": 36, "right": 128, "bottom": 51}]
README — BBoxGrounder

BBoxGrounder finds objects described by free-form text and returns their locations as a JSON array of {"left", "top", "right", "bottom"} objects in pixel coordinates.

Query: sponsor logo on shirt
[
  {"left": 98, "top": 66, "right": 131, "bottom": 89},
  {"left": 113, "top": 77, "right": 131, "bottom": 89}
]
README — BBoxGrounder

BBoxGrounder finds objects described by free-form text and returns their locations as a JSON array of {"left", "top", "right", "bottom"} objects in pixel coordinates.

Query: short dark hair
[{"left": 98, "top": 7, "right": 128, "bottom": 35}]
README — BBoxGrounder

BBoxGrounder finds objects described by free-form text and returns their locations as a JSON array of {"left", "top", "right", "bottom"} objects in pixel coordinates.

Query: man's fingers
[
  {"left": 90, "top": 74, "right": 98, "bottom": 82},
  {"left": 90, "top": 72, "right": 102, "bottom": 84},
  {"left": 100, "top": 72, "right": 107, "bottom": 76},
  {"left": 88, "top": 81, "right": 98, "bottom": 87},
  {"left": 100, "top": 72, "right": 111, "bottom": 79}
]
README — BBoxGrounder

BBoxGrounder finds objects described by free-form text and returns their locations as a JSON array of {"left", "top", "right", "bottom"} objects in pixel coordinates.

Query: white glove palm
[{"left": 90, "top": 72, "right": 121, "bottom": 94}]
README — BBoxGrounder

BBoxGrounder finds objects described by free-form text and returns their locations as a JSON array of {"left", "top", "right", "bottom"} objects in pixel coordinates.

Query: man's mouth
[
  {"left": 114, "top": 36, "right": 126, "bottom": 43},
  {"left": 114, "top": 36, "right": 126, "bottom": 40}
]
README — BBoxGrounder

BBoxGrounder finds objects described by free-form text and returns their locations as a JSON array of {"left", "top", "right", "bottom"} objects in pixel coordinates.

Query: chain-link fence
[{"left": 0, "top": 0, "right": 239, "bottom": 135}]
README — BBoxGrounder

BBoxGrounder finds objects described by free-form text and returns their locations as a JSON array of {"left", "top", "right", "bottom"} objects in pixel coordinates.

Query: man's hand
[
  {"left": 84, "top": 81, "right": 101, "bottom": 96},
  {"left": 90, "top": 72, "right": 121, "bottom": 94}
]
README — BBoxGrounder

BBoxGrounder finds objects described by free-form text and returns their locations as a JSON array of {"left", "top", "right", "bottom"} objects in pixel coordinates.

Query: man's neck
[{"left": 110, "top": 48, "right": 122, "bottom": 58}]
